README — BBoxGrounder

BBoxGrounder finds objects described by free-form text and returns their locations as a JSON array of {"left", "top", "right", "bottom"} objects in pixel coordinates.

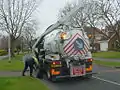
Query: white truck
[{"left": 32, "top": 5, "right": 93, "bottom": 81}]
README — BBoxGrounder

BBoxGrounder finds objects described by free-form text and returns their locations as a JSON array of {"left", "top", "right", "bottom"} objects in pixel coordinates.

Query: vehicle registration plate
[{"left": 70, "top": 65, "right": 85, "bottom": 77}]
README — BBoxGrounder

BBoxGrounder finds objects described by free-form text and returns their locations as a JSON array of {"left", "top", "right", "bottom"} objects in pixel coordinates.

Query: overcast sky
[
  {"left": 34, "top": 0, "right": 76, "bottom": 36},
  {"left": 0, "top": 0, "right": 77, "bottom": 36}
]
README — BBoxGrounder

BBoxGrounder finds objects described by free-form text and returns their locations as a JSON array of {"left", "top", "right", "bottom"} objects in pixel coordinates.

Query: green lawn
[
  {"left": 92, "top": 52, "right": 120, "bottom": 58},
  {"left": 0, "top": 77, "right": 49, "bottom": 90},
  {"left": 94, "top": 60, "right": 120, "bottom": 67},
  {"left": 0, "top": 53, "right": 49, "bottom": 90},
  {"left": 0, "top": 54, "right": 24, "bottom": 71}
]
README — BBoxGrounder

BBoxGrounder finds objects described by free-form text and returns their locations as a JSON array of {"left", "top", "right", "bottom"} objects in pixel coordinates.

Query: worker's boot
[
  {"left": 22, "top": 73, "right": 25, "bottom": 76},
  {"left": 30, "top": 73, "right": 33, "bottom": 77}
]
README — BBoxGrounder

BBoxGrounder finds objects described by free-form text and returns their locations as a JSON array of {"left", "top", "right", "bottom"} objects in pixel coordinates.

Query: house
[
  {"left": 84, "top": 27, "right": 109, "bottom": 51},
  {"left": 84, "top": 26, "right": 119, "bottom": 51},
  {"left": 108, "top": 33, "right": 119, "bottom": 50},
  {"left": 99, "top": 40, "right": 108, "bottom": 51}
]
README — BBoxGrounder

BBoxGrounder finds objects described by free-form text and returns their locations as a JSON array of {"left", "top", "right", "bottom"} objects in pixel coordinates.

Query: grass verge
[
  {"left": 92, "top": 51, "right": 120, "bottom": 58},
  {"left": 94, "top": 60, "right": 120, "bottom": 67},
  {"left": 0, "top": 54, "right": 24, "bottom": 71},
  {"left": 0, "top": 76, "right": 49, "bottom": 90}
]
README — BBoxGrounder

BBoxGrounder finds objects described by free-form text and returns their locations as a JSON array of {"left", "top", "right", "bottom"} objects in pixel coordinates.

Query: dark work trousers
[{"left": 22, "top": 61, "right": 34, "bottom": 76}]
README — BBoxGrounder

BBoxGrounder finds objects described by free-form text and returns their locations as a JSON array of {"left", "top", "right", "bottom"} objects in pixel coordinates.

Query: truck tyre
[
  {"left": 43, "top": 71, "right": 50, "bottom": 80},
  {"left": 50, "top": 76, "right": 57, "bottom": 82},
  {"left": 43, "top": 71, "right": 57, "bottom": 82},
  {"left": 84, "top": 74, "right": 92, "bottom": 79},
  {"left": 35, "top": 69, "right": 43, "bottom": 79}
]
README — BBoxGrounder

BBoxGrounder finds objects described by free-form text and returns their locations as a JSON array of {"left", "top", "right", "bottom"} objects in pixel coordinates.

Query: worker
[{"left": 22, "top": 54, "right": 39, "bottom": 77}]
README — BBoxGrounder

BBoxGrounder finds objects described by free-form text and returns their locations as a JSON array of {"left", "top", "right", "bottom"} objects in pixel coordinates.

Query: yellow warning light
[
  {"left": 51, "top": 56, "right": 56, "bottom": 59},
  {"left": 60, "top": 32, "right": 67, "bottom": 40},
  {"left": 88, "top": 34, "right": 92, "bottom": 38}
]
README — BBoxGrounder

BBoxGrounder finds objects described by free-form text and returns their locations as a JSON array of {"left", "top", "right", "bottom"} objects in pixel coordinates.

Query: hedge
[{"left": 0, "top": 50, "right": 8, "bottom": 56}]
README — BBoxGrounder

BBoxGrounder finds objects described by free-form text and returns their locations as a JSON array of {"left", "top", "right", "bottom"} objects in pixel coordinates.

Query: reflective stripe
[
  {"left": 43, "top": 59, "right": 45, "bottom": 63},
  {"left": 32, "top": 56, "right": 39, "bottom": 65}
]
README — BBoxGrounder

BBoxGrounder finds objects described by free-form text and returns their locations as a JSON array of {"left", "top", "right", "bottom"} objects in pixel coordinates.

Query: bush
[
  {"left": 14, "top": 49, "right": 17, "bottom": 53},
  {"left": 0, "top": 50, "right": 8, "bottom": 56}
]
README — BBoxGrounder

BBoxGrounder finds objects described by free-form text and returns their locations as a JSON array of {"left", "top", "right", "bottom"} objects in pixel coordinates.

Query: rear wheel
[
  {"left": 43, "top": 71, "right": 50, "bottom": 80},
  {"left": 84, "top": 74, "right": 92, "bottom": 79},
  {"left": 50, "top": 76, "right": 57, "bottom": 82},
  {"left": 35, "top": 69, "right": 43, "bottom": 79},
  {"left": 43, "top": 71, "right": 57, "bottom": 82}
]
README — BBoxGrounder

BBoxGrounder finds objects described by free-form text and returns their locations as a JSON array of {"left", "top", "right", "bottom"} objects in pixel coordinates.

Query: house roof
[
  {"left": 84, "top": 26, "right": 109, "bottom": 39},
  {"left": 108, "top": 33, "right": 116, "bottom": 42}
]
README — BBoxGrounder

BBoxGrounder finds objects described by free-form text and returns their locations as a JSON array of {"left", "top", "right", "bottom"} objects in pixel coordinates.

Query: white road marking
[{"left": 92, "top": 76, "right": 120, "bottom": 86}]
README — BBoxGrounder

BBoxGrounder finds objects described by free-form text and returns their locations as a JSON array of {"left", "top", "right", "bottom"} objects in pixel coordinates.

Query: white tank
[{"left": 43, "top": 28, "right": 90, "bottom": 57}]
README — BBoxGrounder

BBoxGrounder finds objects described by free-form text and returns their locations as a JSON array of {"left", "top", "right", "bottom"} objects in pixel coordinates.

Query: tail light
[
  {"left": 87, "top": 58, "right": 93, "bottom": 62},
  {"left": 51, "top": 61, "right": 62, "bottom": 68},
  {"left": 52, "top": 61, "right": 61, "bottom": 65},
  {"left": 60, "top": 32, "right": 67, "bottom": 40},
  {"left": 51, "top": 69, "right": 60, "bottom": 75},
  {"left": 86, "top": 65, "right": 92, "bottom": 71}
]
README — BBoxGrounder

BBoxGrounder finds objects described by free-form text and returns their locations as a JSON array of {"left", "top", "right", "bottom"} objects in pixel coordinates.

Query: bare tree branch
[{"left": 0, "top": 0, "right": 41, "bottom": 56}]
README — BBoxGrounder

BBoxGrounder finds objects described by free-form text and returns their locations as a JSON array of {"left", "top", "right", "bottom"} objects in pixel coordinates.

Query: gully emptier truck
[{"left": 32, "top": 5, "right": 93, "bottom": 82}]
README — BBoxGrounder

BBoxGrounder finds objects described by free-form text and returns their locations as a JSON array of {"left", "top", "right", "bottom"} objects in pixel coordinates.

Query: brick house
[
  {"left": 84, "top": 26, "right": 119, "bottom": 51},
  {"left": 84, "top": 27, "right": 109, "bottom": 51},
  {"left": 108, "top": 33, "right": 119, "bottom": 50}
]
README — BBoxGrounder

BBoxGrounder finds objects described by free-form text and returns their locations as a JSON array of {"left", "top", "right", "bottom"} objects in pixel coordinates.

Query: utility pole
[{"left": 8, "top": 34, "right": 11, "bottom": 63}]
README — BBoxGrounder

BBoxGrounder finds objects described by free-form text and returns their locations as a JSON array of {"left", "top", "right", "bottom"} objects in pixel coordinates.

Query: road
[{"left": 42, "top": 64, "right": 120, "bottom": 90}]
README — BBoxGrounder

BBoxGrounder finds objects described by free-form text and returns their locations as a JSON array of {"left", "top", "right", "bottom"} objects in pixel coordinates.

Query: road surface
[{"left": 42, "top": 64, "right": 120, "bottom": 90}]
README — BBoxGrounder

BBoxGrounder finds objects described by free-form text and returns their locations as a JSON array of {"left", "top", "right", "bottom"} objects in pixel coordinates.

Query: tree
[
  {"left": 22, "top": 20, "right": 37, "bottom": 52},
  {"left": 58, "top": 0, "right": 106, "bottom": 51},
  {"left": 97, "top": 0, "right": 120, "bottom": 46},
  {"left": 0, "top": 35, "right": 8, "bottom": 50},
  {"left": 59, "top": 2, "right": 88, "bottom": 28},
  {"left": 59, "top": 0, "right": 120, "bottom": 50},
  {"left": 0, "top": 33, "right": 2, "bottom": 37},
  {"left": 59, "top": 0, "right": 106, "bottom": 30},
  {"left": 0, "top": 0, "right": 40, "bottom": 56}
]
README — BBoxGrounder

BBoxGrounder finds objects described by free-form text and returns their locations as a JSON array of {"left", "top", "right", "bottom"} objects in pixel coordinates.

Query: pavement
[
  {"left": 0, "top": 71, "right": 22, "bottom": 77},
  {"left": 93, "top": 57, "right": 120, "bottom": 62},
  {"left": 0, "top": 55, "right": 8, "bottom": 60}
]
